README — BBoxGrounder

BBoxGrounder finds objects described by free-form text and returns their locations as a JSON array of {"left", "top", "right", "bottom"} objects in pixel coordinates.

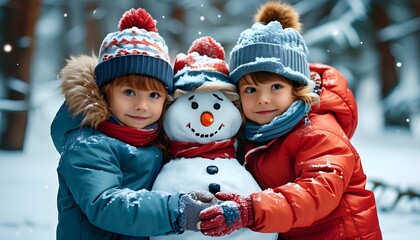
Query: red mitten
[{"left": 199, "top": 192, "right": 255, "bottom": 237}]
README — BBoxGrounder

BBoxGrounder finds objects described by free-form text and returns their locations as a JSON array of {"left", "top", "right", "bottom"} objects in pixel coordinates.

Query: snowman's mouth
[{"left": 186, "top": 123, "right": 225, "bottom": 138}]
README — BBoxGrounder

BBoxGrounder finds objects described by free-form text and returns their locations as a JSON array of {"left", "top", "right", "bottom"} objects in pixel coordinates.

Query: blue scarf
[{"left": 244, "top": 100, "right": 310, "bottom": 142}]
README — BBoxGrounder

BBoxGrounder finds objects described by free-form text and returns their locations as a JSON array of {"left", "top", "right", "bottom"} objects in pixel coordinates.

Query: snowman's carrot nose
[{"left": 201, "top": 112, "right": 214, "bottom": 126}]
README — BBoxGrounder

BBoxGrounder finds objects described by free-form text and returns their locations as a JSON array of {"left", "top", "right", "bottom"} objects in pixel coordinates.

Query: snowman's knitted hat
[
  {"left": 95, "top": 8, "right": 173, "bottom": 93},
  {"left": 229, "top": 2, "right": 311, "bottom": 87},
  {"left": 173, "top": 36, "right": 230, "bottom": 92}
]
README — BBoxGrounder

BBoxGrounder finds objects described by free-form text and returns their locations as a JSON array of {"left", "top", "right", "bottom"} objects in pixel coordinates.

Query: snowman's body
[{"left": 151, "top": 91, "right": 277, "bottom": 240}]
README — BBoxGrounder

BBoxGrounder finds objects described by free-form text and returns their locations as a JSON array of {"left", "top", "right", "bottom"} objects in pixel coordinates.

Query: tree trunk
[
  {"left": 371, "top": 2, "right": 398, "bottom": 99},
  {"left": 0, "top": 0, "right": 40, "bottom": 150}
]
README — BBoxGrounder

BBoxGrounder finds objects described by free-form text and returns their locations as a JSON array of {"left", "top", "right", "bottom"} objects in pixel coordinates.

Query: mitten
[
  {"left": 189, "top": 190, "right": 218, "bottom": 205},
  {"left": 199, "top": 192, "right": 255, "bottom": 237},
  {"left": 177, "top": 191, "right": 217, "bottom": 232}
]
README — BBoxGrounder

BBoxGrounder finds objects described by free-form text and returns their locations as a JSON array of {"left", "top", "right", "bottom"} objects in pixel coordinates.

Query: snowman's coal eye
[
  {"left": 191, "top": 102, "right": 199, "bottom": 109},
  {"left": 213, "top": 103, "right": 221, "bottom": 110}
]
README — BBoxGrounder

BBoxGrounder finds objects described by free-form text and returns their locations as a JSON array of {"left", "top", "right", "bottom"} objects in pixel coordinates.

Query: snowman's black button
[
  {"left": 206, "top": 165, "right": 218, "bottom": 175},
  {"left": 208, "top": 183, "right": 221, "bottom": 195}
]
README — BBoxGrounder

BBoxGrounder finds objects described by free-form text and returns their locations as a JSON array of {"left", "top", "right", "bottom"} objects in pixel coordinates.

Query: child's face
[
  {"left": 108, "top": 84, "right": 165, "bottom": 129},
  {"left": 239, "top": 77, "right": 295, "bottom": 125}
]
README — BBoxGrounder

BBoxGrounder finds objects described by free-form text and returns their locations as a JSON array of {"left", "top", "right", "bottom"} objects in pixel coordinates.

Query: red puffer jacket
[{"left": 245, "top": 64, "right": 382, "bottom": 239}]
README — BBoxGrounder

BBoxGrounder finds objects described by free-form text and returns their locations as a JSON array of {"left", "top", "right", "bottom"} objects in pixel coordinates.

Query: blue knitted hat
[
  {"left": 229, "top": 2, "right": 310, "bottom": 87},
  {"left": 95, "top": 8, "right": 173, "bottom": 93}
]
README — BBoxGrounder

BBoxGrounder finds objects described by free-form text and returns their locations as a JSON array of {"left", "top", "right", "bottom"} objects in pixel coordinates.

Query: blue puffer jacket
[{"left": 50, "top": 55, "right": 182, "bottom": 240}]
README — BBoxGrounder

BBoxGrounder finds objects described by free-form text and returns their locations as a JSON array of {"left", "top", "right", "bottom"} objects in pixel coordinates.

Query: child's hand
[
  {"left": 178, "top": 192, "right": 216, "bottom": 232},
  {"left": 199, "top": 192, "right": 255, "bottom": 236},
  {"left": 189, "top": 190, "right": 218, "bottom": 205}
]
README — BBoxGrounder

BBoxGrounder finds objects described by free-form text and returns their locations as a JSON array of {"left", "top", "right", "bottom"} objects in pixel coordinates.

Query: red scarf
[
  {"left": 97, "top": 121, "right": 160, "bottom": 147},
  {"left": 170, "top": 138, "right": 236, "bottom": 160}
]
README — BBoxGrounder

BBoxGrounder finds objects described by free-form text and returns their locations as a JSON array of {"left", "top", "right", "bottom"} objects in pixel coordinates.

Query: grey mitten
[
  {"left": 189, "top": 190, "right": 218, "bottom": 205},
  {"left": 177, "top": 191, "right": 217, "bottom": 232}
]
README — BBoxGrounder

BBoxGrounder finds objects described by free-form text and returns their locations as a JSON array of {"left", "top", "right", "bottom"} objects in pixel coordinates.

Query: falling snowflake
[{"left": 3, "top": 44, "right": 12, "bottom": 52}]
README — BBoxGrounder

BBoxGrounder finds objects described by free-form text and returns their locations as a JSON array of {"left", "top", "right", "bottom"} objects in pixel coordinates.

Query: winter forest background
[{"left": 0, "top": 0, "right": 419, "bottom": 239}]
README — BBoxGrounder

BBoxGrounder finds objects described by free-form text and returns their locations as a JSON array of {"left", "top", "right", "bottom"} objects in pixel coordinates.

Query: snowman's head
[{"left": 163, "top": 90, "right": 242, "bottom": 144}]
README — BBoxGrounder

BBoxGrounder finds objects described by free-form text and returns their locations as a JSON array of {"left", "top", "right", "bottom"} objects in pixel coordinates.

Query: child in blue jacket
[{"left": 51, "top": 8, "right": 214, "bottom": 240}]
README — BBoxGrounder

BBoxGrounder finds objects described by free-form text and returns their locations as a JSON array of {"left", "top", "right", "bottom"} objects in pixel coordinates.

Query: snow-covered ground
[{"left": 0, "top": 80, "right": 419, "bottom": 240}]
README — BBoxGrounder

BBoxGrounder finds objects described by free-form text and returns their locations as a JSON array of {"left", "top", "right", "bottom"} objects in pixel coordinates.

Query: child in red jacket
[{"left": 199, "top": 2, "right": 382, "bottom": 239}]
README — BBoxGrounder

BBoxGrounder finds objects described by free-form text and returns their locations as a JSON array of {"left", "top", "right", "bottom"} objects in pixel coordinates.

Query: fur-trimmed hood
[
  {"left": 60, "top": 55, "right": 109, "bottom": 128},
  {"left": 51, "top": 55, "right": 109, "bottom": 153}
]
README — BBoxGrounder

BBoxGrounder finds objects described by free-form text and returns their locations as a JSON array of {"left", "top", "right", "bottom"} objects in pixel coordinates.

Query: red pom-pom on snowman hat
[
  {"left": 174, "top": 36, "right": 229, "bottom": 77},
  {"left": 188, "top": 36, "right": 225, "bottom": 60}
]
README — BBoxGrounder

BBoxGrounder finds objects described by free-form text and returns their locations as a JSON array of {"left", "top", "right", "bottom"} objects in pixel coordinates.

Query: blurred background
[{"left": 0, "top": 0, "right": 419, "bottom": 239}]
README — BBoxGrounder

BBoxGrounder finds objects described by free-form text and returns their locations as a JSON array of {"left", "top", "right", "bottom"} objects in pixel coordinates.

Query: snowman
[{"left": 151, "top": 37, "right": 277, "bottom": 240}]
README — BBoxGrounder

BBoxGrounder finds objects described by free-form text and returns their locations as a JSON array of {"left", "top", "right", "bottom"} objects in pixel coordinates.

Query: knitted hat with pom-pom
[
  {"left": 173, "top": 36, "right": 230, "bottom": 92},
  {"left": 95, "top": 8, "right": 173, "bottom": 93},
  {"left": 229, "top": 2, "right": 311, "bottom": 87}
]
